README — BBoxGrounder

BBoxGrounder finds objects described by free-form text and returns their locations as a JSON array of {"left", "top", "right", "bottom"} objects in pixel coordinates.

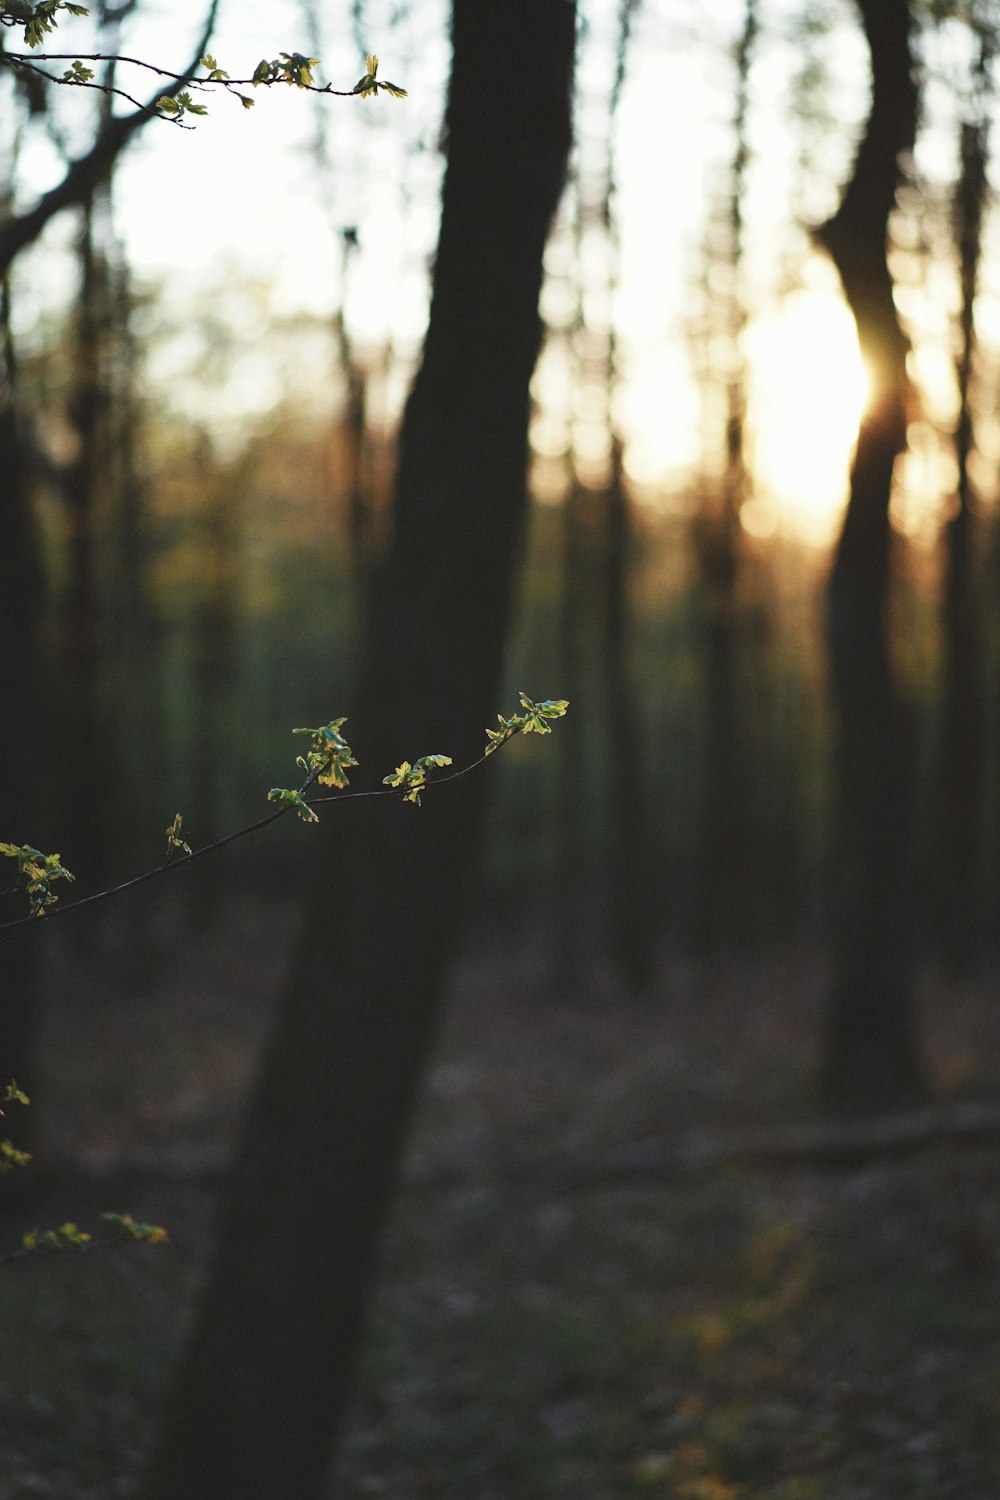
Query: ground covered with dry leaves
[{"left": 2, "top": 905, "right": 999, "bottom": 1499}]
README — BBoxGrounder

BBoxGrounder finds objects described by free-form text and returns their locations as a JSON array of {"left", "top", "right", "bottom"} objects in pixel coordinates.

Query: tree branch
[
  {"left": 0, "top": 0, "right": 220, "bottom": 275},
  {"left": 0, "top": 705, "right": 559, "bottom": 934}
]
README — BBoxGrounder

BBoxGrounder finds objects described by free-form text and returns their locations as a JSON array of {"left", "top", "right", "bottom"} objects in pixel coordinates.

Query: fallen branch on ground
[{"left": 46, "top": 1099, "right": 1000, "bottom": 1194}]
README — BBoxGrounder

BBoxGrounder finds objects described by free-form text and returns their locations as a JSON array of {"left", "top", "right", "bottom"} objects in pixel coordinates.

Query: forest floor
[{"left": 2, "top": 902, "right": 1000, "bottom": 1499}]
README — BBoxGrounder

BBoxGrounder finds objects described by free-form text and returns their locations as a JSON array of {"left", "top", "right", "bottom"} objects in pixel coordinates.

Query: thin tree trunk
[
  {"left": 59, "top": 190, "right": 110, "bottom": 904},
  {"left": 931, "top": 45, "right": 991, "bottom": 970},
  {"left": 553, "top": 479, "right": 588, "bottom": 995},
  {"left": 603, "top": 429, "right": 654, "bottom": 986},
  {"left": 141, "top": 7, "right": 575, "bottom": 1498},
  {"left": 602, "top": 0, "right": 653, "bottom": 989},
  {"left": 817, "top": 0, "right": 927, "bottom": 1115}
]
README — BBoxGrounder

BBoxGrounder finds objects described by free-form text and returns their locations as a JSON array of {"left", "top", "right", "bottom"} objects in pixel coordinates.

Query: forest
[{"left": 2, "top": 0, "right": 1000, "bottom": 1495}]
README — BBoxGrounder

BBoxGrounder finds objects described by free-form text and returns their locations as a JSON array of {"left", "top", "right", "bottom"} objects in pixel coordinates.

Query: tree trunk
[
  {"left": 552, "top": 480, "right": 588, "bottom": 995},
  {"left": 601, "top": 0, "right": 654, "bottom": 989},
  {"left": 59, "top": 190, "right": 111, "bottom": 906},
  {"left": 817, "top": 0, "right": 927, "bottom": 1115},
  {"left": 603, "top": 429, "right": 654, "bottom": 987},
  {"left": 930, "top": 61, "right": 991, "bottom": 970},
  {"left": 141, "top": 6, "right": 575, "bottom": 1498}
]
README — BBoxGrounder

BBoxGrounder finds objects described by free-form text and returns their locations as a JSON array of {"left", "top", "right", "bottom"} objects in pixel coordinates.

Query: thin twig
[
  {"left": 7, "top": 56, "right": 159, "bottom": 115},
  {"left": 0, "top": 1231, "right": 167, "bottom": 1269},
  {"left": 0, "top": 736, "right": 517, "bottom": 935},
  {"left": 4, "top": 50, "right": 362, "bottom": 95}
]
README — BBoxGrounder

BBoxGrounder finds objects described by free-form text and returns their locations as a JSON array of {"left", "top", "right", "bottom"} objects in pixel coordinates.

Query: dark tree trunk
[
  {"left": 59, "top": 190, "right": 111, "bottom": 902},
  {"left": 930, "top": 73, "right": 990, "bottom": 970},
  {"left": 817, "top": 0, "right": 927, "bottom": 1115},
  {"left": 141, "top": 6, "right": 575, "bottom": 1498}
]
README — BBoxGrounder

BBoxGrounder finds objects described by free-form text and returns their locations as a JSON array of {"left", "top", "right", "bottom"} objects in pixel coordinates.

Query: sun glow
[{"left": 745, "top": 276, "right": 869, "bottom": 545}]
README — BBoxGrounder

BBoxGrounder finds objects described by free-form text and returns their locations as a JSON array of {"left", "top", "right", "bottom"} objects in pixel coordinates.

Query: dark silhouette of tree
[
  {"left": 816, "top": 0, "right": 928, "bottom": 1115},
  {"left": 929, "top": 10, "right": 993, "bottom": 972},
  {"left": 141, "top": 6, "right": 575, "bottom": 1498},
  {"left": 690, "top": 0, "right": 757, "bottom": 950},
  {"left": 57, "top": 184, "right": 115, "bottom": 910}
]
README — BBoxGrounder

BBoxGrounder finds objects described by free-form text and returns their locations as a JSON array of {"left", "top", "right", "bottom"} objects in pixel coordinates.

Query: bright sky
[{"left": 7, "top": 0, "right": 993, "bottom": 546}]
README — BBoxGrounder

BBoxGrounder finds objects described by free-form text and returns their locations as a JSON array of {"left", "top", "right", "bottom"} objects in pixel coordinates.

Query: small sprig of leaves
[
  {"left": 485, "top": 693, "right": 570, "bottom": 755},
  {"left": 268, "top": 719, "right": 358, "bottom": 821},
  {"left": 199, "top": 50, "right": 254, "bottom": 109},
  {"left": 0, "top": 1082, "right": 31, "bottom": 1175},
  {"left": 0, "top": 842, "right": 75, "bottom": 916},
  {"left": 293, "top": 719, "right": 357, "bottom": 788},
  {"left": 23, "top": 1221, "right": 91, "bottom": 1251},
  {"left": 1, "top": 0, "right": 88, "bottom": 48},
  {"left": 2, "top": 1081, "right": 29, "bottom": 1112},
  {"left": 0, "top": 1085, "right": 170, "bottom": 1268},
  {"left": 266, "top": 787, "right": 319, "bottom": 824},
  {"left": 383, "top": 754, "right": 453, "bottom": 806},
  {"left": 155, "top": 87, "right": 206, "bottom": 123},
  {"left": 18, "top": 1213, "right": 168, "bottom": 1257},
  {"left": 351, "top": 52, "right": 407, "bottom": 99},
  {"left": 0, "top": 1140, "right": 31, "bottom": 1173},
  {"left": 60, "top": 55, "right": 91, "bottom": 82},
  {"left": 101, "top": 1212, "right": 169, "bottom": 1245},
  {"left": 165, "top": 813, "right": 192, "bottom": 864},
  {"left": 252, "top": 49, "right": 318, "bottom": 88}
]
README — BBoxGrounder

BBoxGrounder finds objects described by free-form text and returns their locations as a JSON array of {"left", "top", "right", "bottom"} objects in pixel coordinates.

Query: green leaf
[
  {"left": 382, "top": 752, "right": 452, "bottom": 806},
  {"left": 1, "top": 841, "right": 75, "bottom": 915},
  {"left": 22, "top": 1221, "right": 91, "bottom": 1250},
  {"left": 292, "top": 720, "right": 357, "bottom": 789},
  {"left": 382, "top": 761, "right": 412, "bottom": 789},
  {"left": 62, "top": 59, "right": 94, "bottom": 83},
  {"left": 165, "top": 813, "right": 192, "bottom": 863},
  {"left": 483, "top": 695, "right": 569, "bottom": 754},
  {"left": 0, "top": 1139, "right": 32, "bottom": 1173},
  {"left": 278, "top": 51, "right": 318, "bottom": 87},
  {"left": 102, "top": 1212, "right": 169, "bottom": 1244},
  {"left": 268, "top": 787, "right": 319, "bottom": 823}
]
